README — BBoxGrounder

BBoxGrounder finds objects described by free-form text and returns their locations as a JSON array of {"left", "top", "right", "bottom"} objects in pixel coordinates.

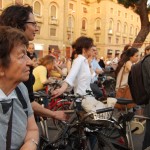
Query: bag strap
[
  {"left": 6, "top": 99, "right": 14, "bottom": 150},
  {"left": 119, "top": 65, "right": 125, "bottom": 88},
  {"left": 15, "top": 86, "right": 28, "bottom": 117}
]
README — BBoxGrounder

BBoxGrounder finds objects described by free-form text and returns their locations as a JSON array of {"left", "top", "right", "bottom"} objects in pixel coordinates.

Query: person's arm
[
  {"left": 20, "top": 115, "right": 39, "bottom": 150},
  {"left": 54, "top": 64, "right": 63, "bottom": 75},
  {"left": 125, "top": 61, "right": 132, "bottom": 72},
  {"left": 32, "top": 101, "right": 68, "bottom": 120},
  {"left": 66, "top": 60, "right": 71, "bottom": 73},
  {"left": 51, "top": 81, "right": 68, "bottom": 98}
]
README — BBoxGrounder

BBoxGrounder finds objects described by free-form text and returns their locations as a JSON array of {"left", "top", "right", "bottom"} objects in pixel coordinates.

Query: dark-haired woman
[
  {"left": 52, "top": 36, "right": 105, "bottom": 112},
  {"left": 115, "top": 47, "right": 139, "bottom": 90},
  {"left": 115, "top": 48, "right": 139, "bottom": 110}
]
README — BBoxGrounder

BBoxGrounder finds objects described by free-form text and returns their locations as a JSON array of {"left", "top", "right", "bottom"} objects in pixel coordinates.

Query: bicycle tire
[{"left": 96, "top": 120, "right": 129, "bottom": 149}]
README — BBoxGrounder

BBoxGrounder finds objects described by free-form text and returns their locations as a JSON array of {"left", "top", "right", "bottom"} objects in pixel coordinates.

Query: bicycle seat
[{"left": 116, "top": 98, "right": 134, "bottom": 105}]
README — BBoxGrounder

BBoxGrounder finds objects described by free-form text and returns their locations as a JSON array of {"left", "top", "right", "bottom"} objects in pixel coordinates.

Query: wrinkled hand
[{"left": 53, "top": 110, "right": 69, "bottom": 121}]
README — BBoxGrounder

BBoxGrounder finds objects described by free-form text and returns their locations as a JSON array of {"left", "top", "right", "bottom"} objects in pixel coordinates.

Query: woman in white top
[
  {"left": 115, "top": 47, "right": 139, "bottom": 91},
  {"left": 52, "top": 36, "right": 105, "bottom": 112}
]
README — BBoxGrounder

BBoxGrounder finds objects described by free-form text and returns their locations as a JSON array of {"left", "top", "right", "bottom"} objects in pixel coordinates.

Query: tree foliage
[{"left": 117, "top": 0, "right": 150, "bottom": 48}]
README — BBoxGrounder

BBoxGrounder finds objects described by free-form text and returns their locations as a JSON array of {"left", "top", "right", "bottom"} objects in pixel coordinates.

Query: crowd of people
[{"left": 0, "top": 3, "right": 150, "bottom": 150}]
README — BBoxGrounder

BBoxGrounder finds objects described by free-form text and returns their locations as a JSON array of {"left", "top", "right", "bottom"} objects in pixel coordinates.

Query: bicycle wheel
[
  {"left": 86, "top": 132, "right": 116, "bottom": 150},
  {"left": 96, "top": 119, "right": 129, "bottom": 149}
]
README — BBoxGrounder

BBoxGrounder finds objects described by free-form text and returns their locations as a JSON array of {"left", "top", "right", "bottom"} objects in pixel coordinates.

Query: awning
[{"left": 48, "top": 45, "right": 60, "bottom": 53}]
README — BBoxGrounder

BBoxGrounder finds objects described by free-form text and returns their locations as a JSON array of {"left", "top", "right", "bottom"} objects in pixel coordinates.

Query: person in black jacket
[{"left": 142, "top": 55, "right": 150, "bottom": 150}]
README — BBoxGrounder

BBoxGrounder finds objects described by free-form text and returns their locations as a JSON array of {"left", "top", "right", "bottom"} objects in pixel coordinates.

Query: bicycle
[
  {"left": 42, "top": 93, "right": 116, "bottom": 150},
  {"left": 101, "top": 98, "right": 150, "bottom": 150}
]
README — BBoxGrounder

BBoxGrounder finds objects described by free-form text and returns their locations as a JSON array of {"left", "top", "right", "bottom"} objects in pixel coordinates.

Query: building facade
[{"left": 0, "top": 0, "right": 149, "bottom": 58}]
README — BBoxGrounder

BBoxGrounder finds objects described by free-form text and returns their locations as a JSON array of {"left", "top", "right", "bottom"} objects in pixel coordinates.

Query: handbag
[{"left": 115, "top": 65, "right": 135, "bottom": 109}]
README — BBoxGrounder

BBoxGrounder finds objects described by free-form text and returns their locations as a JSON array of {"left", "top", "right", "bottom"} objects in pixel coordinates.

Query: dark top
[
  {"left": 98, "top": 59, "right": 105, "bottom": 68},
  {"left": 142, "top": 56, "right": 150, "bottom": 116},
  {"left": 23, "top": 52, "right": 35, "bottom": 102}
]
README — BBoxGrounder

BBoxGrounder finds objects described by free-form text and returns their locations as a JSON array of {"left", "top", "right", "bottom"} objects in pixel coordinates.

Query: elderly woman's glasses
[{"left": 25, "top": 21, "right": 37, "bottom": 27}]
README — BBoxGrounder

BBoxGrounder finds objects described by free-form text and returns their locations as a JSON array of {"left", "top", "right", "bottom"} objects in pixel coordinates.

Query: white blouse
[{"left": 65, "top": 55, "right": 92, "bottom": 95}]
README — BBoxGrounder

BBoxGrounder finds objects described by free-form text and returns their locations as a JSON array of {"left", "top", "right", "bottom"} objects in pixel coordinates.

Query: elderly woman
[
  {"left": 0, "top": 4, "right": 67, "bottom": 121},
  {"left": 0, "top": 26, "right": 39, "bottom": 149}
]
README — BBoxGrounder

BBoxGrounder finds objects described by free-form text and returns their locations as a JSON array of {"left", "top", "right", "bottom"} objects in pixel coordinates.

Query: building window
[
  {"left": 130, "top": 25, "right": 133, "bottom": 35},
  {"left": 135, "top": 27, "right": 138, "bottom": 36},
  {"left": 117, "top": 21, "right": 121, "bottom": 32},
  {"left": 118, "top": 11, "right": 121, "bottom": 16},
  {"left": 82, "top": 19, "right": 86, "bottom": 30},
  {"left": 96, "top": 19, "right": 101, "bottom": 30},
  {"left": 109, "top": 19, "right": 113, "bottom": 30},
  {"left": 110, "top": 8, "right": 113, "bottom": 14},
  {"left": 123, "top": 38, "right": 126, "bottom": 44},
  {"left": 125, "top": 13, "right": 127, "bottom": 18},
  {"left": 69, "top": 3, "right": 73, "bottom": 10},
  {"left": 50, "top": 28, "right": 56, "bottom": 36},
  {"left": 96, "top": 36, "right": 99, "bottom": 43},
  {"left": 116, "top": 38, "right": 119, "bottom": 44},
  {"left": 51, "top": 5, "right": 57, "bottom": 19},
  {"left": 131, "top": 15, "right": 133, "bottom": 20},
  {"left": 108, "top": 37, "right": 112, "bottom": 44},
  {"left": 34, "top": 1, "right": 41, "bottom": 16},
  {"left": 123, "top": 23, "right": 127, "bottom": 34},
  {"left": 15, "top": 0, "right": 23, "bottom": 4},
  {"left": 83, "top": 7, "right": 87, "bottom": 13},
  {"left": 96, "top": 7, "right": 100, "bottom": 13}
]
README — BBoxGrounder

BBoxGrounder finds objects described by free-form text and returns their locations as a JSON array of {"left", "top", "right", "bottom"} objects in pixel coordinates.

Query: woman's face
[
  {"left": 130, "top": 52, "right": 139, "bottom": 63},
  {"left": 3, "top": 44, "right": 32, "bottom": 83},
  {"left": 83, "top": 47, "right": 93, "bottom": 58},
  {"left": 24, "top": 13, "right": 38, "bottom": 41}
]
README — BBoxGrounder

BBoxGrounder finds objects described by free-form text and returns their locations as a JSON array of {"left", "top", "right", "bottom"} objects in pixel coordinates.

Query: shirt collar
[
  {"left": 0, "top": 89, "right": 17, "bottom": 101},
  {"left": 78, "top": 54, "right": 88, "bottom": 62}
]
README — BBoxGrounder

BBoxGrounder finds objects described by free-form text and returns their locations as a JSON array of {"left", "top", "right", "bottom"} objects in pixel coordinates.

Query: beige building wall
[{"left": 0, "top": 0, "right": 150, "bottom": 58}]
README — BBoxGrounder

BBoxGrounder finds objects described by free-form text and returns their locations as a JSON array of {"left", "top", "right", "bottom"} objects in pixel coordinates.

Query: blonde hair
[{"left": 38, "top": 55, "right": 55, "bottom": 66}]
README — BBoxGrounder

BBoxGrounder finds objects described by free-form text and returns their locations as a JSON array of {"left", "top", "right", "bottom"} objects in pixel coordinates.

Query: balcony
[
  {"left": 94, "top": 28, "right": 101, "bottom": 35},
  {"left": 49, "top": 18, "right": 59, "bottom": 25}
]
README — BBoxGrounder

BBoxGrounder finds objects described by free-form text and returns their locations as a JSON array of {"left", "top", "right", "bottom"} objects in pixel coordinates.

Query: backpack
[{"left": 128, "top": 55, "right": 150, "bottom": 105}]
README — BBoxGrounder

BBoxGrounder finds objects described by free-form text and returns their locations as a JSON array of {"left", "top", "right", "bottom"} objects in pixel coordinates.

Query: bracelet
[{"left": 31, "top": 138, "right": 38, "bottom": 147}]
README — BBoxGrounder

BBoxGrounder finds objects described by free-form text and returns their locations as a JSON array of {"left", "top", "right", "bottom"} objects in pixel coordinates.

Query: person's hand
[
  {"left": 51, "top": 88, "right": 63, "bottom": 99},
  {"left": 20, "top": 140, "right": 37, "bottom": 150},
  {"left": 52, "top": 110, "right": 69, "bottom": 121}
]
